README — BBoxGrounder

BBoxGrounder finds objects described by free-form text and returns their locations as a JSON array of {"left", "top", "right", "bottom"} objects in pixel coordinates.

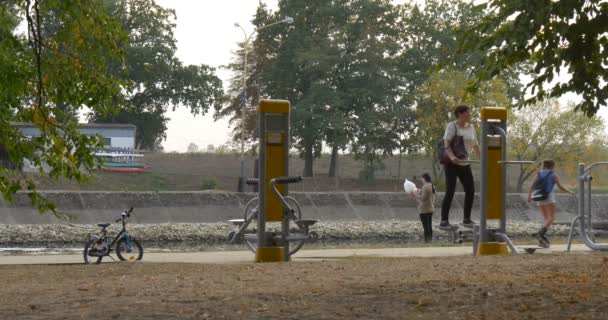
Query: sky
[
  {"left": 155, "top": 0, "right": 605, "bottom": 152},
  {"left": 155, "top": 0, "right": 280, "bottom": 152}
]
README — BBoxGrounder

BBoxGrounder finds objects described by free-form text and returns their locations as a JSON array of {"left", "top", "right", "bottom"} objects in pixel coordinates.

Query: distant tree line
[{"left": 220, "top": 0, "right": 607, "bottom": 183}]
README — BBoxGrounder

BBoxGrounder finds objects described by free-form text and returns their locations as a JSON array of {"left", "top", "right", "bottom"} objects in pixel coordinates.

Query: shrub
[{"left": 200, "top": 177, "right": 218, "bottom": 190}]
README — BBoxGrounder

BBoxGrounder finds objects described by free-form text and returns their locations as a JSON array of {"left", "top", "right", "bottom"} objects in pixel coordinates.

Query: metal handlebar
[
  {"left": 459, "top": 160, "right": 480, "bottom": 164},
  {"left": 584, "top": 162, "right": 608, "bottom": 172},
  {"left": 114, "top": 207, "right": 134, "bottom": 223},
  {"left": 273, "top": 176, "right": 302, "bottom": 184},
  {"left": 497, "top": 160, "right": 537, "bottom": 165}
]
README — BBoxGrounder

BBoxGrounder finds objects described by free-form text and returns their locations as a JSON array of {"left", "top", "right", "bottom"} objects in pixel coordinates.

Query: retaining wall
[{"left": 2, "top": 191, "right": 606, "bottom": 225}]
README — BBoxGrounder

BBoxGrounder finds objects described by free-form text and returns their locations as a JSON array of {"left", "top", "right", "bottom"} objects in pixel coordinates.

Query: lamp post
[{"left": 234, "top": 16, "right": 293, "bottom": 192}]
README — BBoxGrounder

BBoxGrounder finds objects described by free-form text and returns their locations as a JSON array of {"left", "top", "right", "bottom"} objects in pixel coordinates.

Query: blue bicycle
[{"left": 83, "top": 207, "right": 143, "bottom": 264}]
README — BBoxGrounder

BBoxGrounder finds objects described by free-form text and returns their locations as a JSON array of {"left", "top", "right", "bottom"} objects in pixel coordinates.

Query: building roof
[{"left": 10, "top": 122, "right": 136, "bottom": 129}]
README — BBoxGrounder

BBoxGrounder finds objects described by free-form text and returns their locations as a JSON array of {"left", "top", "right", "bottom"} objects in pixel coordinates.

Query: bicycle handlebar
[{"left": 114, "top": 207, "right": 134, "bottom": 223}]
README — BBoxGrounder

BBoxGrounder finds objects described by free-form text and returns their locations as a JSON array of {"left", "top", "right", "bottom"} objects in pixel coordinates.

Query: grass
[{"left": 27, "top": 153, "right": 608, "bottom": 192}]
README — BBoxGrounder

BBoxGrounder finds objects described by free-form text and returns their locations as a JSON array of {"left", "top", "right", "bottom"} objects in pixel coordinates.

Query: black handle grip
[
  {"left": 274, "top": 176, "right": 303, "bottom": 184},
  {"left": 246, "top": 178, "right": 259, "bottom": 185}
]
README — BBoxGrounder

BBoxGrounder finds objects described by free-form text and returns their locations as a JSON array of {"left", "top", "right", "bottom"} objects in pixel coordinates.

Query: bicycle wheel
[
  {"left": 243, "top": 196, "right": 304, "bottom": 255},
  {"left": 116, "top": 237, "right": 144, "bottom": 262},
  {"left": 242, "top": 197, "right": 259, "bottom": 220},
  {"left": 83, "top": 239, "right": 104, "bottom": 264},
  {"left": 243, "top": 197, "right": 259, "bottom": 253},
  {"left": 284, "top": 196, "right": 306, "bottom": 256}
]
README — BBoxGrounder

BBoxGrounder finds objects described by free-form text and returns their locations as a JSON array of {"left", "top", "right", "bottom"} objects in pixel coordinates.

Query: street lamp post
[{"left": 234, "top": 16, "right": 293, "bottom": 192}]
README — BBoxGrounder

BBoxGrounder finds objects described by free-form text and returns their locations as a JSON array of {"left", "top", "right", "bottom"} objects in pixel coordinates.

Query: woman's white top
[{"left": 443, "top": 121, "right": 478, "bottom": 166}]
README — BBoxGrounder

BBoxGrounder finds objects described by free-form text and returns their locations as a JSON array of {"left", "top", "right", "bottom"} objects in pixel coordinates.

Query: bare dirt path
[{"left": 1, "top": 252, "right": 607, "bottom": 319}]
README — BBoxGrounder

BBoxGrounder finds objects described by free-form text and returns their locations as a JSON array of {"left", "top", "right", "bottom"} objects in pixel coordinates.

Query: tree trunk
[
  {"left": 303, "top": 140, "right": 314, "bottom": 177},
  {"left": 516, "top": 170, "right": 526, "bottom": 193},
  {"left": 397, "top": 150, "right": 402, "bottom": 179},
  {"left": 328, "top": 145, "right": 338, "bottom": 177},
  {"left": 516, "top": 167, "right": 536, "bottom": 193}
]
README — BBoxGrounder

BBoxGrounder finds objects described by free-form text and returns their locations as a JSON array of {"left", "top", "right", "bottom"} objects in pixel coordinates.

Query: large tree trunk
[
  {"left": 328, "top": 145, "right": 338, "bottom": 177},
  {"left": 303, "top": 140, "right": 314, "bottom": 177}
]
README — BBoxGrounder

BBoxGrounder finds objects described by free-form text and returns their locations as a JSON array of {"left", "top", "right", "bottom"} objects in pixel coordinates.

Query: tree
[
  {"left": 218, "top": 5, "right": 277, "bottom": 154},
  {"left": 415, "top": 70, "right": 510, "bottom": 183},
  {"left": 508, "top": 99, "right": 607, "bottom": 191},
  {"left": 187, "top": 142, "right": 199, "bottom": 153},
  {"left": 226, "top": 0, "right": 402, "bottom": 177},
  {"left": 0, "top": 0, "right": 127, "bottom": 215},
  {"left": 89, "top": 0, "right": 224, "bottom": 150},
  {"left": 256, "top": 0, "right": 336, "bottom": 177},
  {"left": 460, "top": 0, "right": 608, "bottom": 115},
  {"left": 333, "top": 0, "right": 403, "bottom": 180},
  {"left": 220, "top": 0, "right": 528, "bottom": 179},
  {"left": 393, "top": 0, "right": 525, "bottom": 176}
]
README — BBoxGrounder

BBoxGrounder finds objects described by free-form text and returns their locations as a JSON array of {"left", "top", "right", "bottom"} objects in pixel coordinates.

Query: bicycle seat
[{"left": 97, "top": 223, "right": 111, "bottom": 228}]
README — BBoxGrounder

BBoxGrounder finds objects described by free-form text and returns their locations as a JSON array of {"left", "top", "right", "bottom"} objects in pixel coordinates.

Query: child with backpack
[
  {"left": 410, "top": 173, "right": 436, "bottom": 243},
  {"left": 527, "top": 159, "right": 574, "bottom": 247}
]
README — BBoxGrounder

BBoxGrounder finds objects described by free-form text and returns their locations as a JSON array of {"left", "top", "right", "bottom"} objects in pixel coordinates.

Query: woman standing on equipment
[{"left": 440, "top": 105, "right": 480, "bottom": 228}]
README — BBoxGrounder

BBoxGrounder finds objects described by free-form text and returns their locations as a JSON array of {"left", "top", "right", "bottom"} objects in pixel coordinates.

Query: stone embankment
[{"left": 0, "top": 191, "right": 605, "bottom": 245}]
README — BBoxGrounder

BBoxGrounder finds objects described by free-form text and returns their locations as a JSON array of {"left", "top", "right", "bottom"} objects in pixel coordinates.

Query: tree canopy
[
  {"left": 0, "top": 0, "right": 127, "bottom": 215},
  {"left": 508, "top": 99, "right": 607, "bottom": 191},
  {"left": 460, "top": 0, "right": 608, "bottom": 115},
  {"left": 89, "top": 0, "right": 224, "bottom": 150},
  {"left": 0, "top": 0, "right": 225, "bottom": 215},
  {"left": 220, "top": 0, "right": 509, "bottom": 178}
]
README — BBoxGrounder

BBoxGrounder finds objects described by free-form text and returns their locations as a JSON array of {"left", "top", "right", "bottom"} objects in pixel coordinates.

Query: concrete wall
[{"left": 1, "top": 191, "right": 606, "bottom": 225}]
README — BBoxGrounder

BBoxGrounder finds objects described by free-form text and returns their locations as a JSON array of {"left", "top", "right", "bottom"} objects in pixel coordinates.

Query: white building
[{"left": 12, "top": 122, "right": 136, "bottom": 149}]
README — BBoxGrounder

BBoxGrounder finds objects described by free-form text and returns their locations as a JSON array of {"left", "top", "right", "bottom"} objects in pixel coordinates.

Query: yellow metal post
[
  {"left": 255, "top": 99, "right": 290, "bottom": 262},
  {"left": 477, "top": 107, "right": 509, "bottom": 256}
]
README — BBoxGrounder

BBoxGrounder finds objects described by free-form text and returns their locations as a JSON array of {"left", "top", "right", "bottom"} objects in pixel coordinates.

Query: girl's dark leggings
[
  {"left": 419, "top": 213, "right": 433, "bottom": 242},
  {"left": 441, "top": 163, "right": 475, "bottom": 222}
]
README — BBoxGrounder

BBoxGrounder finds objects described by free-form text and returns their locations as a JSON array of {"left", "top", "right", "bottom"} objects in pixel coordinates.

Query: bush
[
  {"left": 358, "top": 161, "right": 386, "bottom": 182},
  {"left": 200, "top": 177, "right": 218, "bottom": 190}
]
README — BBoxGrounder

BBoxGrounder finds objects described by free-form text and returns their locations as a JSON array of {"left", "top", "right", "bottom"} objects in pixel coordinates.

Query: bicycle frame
[{"left": 89, "top": 218, "right": 132, "bottom": 255}]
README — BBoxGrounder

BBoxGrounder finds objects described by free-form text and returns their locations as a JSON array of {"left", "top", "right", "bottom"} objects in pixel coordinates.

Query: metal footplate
[
  {"left": 229, "top": 219, "right": 245, "bottom": 227},
  {"left": 437, "top": 224, "right": 478, "bottom": 244},
  {"left": 493, "top": 232, "right": 546, "bottom": 254},
  {"left": 438, "top": 225, "right": 462, "bottom": 243}
]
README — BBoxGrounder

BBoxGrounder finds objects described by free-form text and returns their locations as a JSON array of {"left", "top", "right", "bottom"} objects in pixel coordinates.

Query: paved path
[{"left": 0, "top": 244, "right": 592, "bottom": 265}]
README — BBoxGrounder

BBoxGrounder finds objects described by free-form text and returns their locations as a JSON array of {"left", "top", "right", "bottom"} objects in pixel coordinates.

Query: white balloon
[{"left": 403, "top": 179, "right": 417, "bottom": 193}]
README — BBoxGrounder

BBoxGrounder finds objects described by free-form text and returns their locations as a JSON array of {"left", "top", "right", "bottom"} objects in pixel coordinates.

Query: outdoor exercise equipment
[
  {"left": 475, "top": 107, "right": 540, "bottom": 255},
  {"left": 227, "top": 99, "right": 318, "bottom": 262},
  {"left": 565, "top": 162, "right": 608, "bottom": 251}
]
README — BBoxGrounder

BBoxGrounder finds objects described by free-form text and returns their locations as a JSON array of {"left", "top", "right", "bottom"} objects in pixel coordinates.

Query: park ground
[{"left": 1, "top": 250, "right": 607, "bottom": 319}]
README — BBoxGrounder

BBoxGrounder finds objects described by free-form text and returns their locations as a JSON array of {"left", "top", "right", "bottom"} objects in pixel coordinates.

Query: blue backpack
[{"left": 531, "top": 170, "right": 554, "bottom": 201}]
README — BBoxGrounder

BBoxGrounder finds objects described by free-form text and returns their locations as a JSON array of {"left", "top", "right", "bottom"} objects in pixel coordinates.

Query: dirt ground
[{"left": 1, "top": 252, "right": 607, "bottom": 319}]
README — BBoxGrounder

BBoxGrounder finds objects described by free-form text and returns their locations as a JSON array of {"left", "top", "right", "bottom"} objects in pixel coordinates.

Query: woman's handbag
[{"left": 439, "top": 122, "right": 467, "bottom": 165}]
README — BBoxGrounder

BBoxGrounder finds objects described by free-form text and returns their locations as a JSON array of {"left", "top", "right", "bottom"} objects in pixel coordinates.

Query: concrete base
[
  {"left": 255, "top": 247, "right": 285, "bottom": 263},
  {"left": 477, "top": 242, "right": 509, "bottom": 256}
]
